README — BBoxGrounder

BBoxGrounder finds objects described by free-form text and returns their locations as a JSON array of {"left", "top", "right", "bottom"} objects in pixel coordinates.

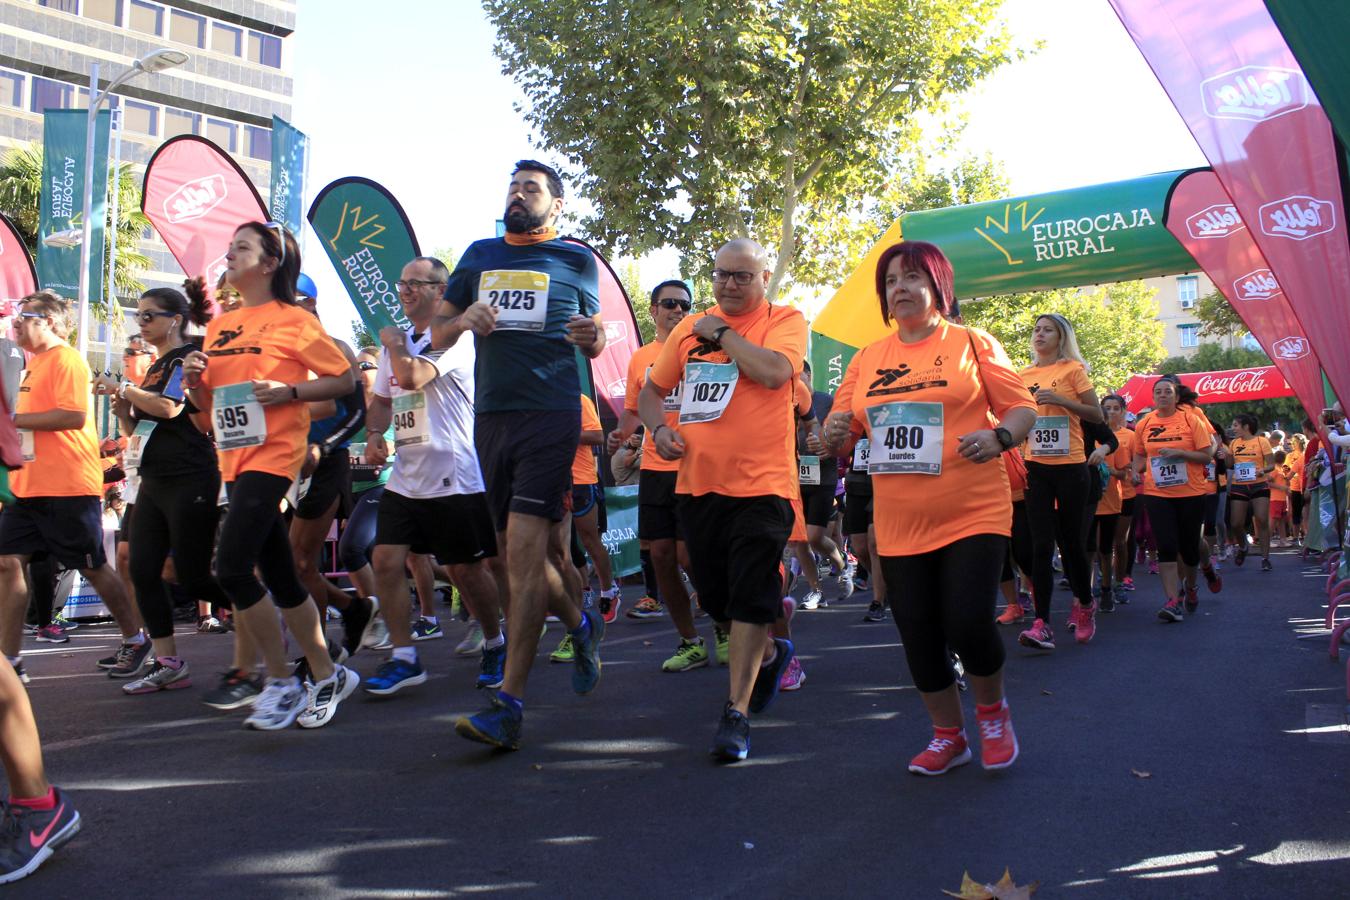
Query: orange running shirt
[
  {"left": 12, "top": 343, "right": 101, "bottom": 498},
  {"left": 1132, "top": 409, "right": 1211, "bottom": 498},
  {"left": 646, "top": 302, "right": 808, "bottom": 500},
  {"left": 1019, "top": 359, "right": 1094, "bottom": 465},
  {"left": 1095, "top": 441, "right": 1132, "bottom": 516},
  {"left": 201, "top": 301, "right": 350, "bottom": 482},
  {"left": 1270, "top": 467, "right": 1290, "bottom": 497},
  {"left": 623, "top": 340, "right": 679, "bottom": 474},
  {"left": 831, "top": 321, "right": 1036, "bottom": 556},
  {"left": 1114, "top": 426, "right": 1137, "bottom": 500},
  {"left": 1287, "top": 448, "right": 1305, "bottom": 492},
  {"left": 1230, "top": 436, "right": 1274, "bottom": 486},
  {"left": 573, "top": 393, "right": 602, "bottom": 485}
]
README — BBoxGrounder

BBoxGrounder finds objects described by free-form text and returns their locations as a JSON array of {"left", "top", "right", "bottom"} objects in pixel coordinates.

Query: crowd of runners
[{"left": 0, "top": 159, "right": 1347, "bottom": 883}]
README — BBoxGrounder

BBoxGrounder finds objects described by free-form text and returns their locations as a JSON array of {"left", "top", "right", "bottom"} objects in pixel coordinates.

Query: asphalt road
[{"left": 8, "top": 546, "right": 1350, "bottom": 898}]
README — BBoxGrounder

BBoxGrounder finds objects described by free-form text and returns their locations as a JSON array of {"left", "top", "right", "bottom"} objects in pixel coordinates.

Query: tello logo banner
[
  {"left": 1272, "top": 336, "right": 1310, "bottom": 360},
  {"left": 1201, "top": 66, "right": 1309, "bottom": 121},
  {"left": 605, "top": 377, "right": 627, "bottom": 398},
  {"left": 603, "top": 321, "right": 627, "bottom": 343},
  {"left": 1186, "top": 204, "right": 1244, "bottom": 239},
  {"left": 1232, "top": 268, "right": 1281, "bottom": 302},
  {"left": 163, "top": 175, "right": 228, "bottom": 224},
  {"left": 1258, "top": 196, "right": 1336, "bottom": 240},
  {"left": 205, "top": 253, "right": 228, "bottom": 286}
]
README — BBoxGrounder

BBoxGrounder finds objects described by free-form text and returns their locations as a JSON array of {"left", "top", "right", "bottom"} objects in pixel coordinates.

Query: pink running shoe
[
  {"left": 1074, "top": 601, "right": 1096, "bottom": 644},
  {"left": 1148, "top": 561, "right": 1159, "bottom": 575},
  {"left": 779, "top": 656, "right": 805, "bottom": 691},
  {"left": 1018, "top": 618, "right": 1055, "bottom": 650},
  {"left": 976, "top": 701, "right": 1019, "bottom": 770},
  {"left": 907, "top": 728, "right": 971, "bottom": 776}
]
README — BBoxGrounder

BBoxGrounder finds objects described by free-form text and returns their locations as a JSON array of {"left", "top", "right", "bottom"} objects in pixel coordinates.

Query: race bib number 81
[
  {"left": 866, "top": 401, "right": 944, "bottom": 475},
  {"left": 479, "top": 270, "right": 549, "bottom": 332}
]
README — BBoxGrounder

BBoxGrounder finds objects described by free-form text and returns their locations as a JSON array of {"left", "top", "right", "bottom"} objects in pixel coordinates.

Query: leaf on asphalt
[
  {"left": 942, "top": 869, "right": 1037, "bottom": 899},
  {"left": 643, "top": 641, "right": 653, "bottom": 647},
  {"left": 1131, "top": 768, "right": 1151, "bottom": 779},
  {"left": 532, "top": 764, "right": 543, "bottom": 771},
  {"left": 1040, "top": 689, "right": 1053, "bottom": 695}
]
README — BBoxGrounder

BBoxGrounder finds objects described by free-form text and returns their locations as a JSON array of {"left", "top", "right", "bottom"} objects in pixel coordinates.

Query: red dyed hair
[{"left": 874, "top": 241, "right": 955, "bottom": 324}]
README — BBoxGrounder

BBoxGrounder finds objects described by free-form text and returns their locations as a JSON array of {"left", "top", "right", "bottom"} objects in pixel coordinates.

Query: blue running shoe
[
  {"left": 455, "top": 693, "right": 522, "bottom": 750},
  {"left": 477, "top": 641, "right": 506, "bottom": 690},
  {"left": 748, "top": 638, "right": 794, "bottom": 714},
  {"left": 361, "top": 657, "right": 427, "bottom": 696},
  {"left": 710, "top": 702, "right": 750, "bottom": 762},
  {"left": 571, "top": 608, "right": 604, "bottom": 695}
]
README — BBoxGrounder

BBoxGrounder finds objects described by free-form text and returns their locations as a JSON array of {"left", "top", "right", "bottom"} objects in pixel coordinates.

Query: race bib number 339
[
  {"left": 1030, "top": 415, "right": 1070, "bottom": 457},
  {"left": 479, "top": 270, "right": 549, "bottom": 332},
  {"left": 865, "top": 401, "right": 944, "bottom": 475}
]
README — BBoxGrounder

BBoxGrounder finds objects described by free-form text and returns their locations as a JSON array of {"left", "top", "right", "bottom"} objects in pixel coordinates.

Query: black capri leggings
[
  {"left": 130, "top": 472, "right": 232, "bottom": 640},
  {"left": 1001, "top": 499, "right": 1034, "bottom": 586},
  {"left": 1025, "top": 461, "right": 1093, "bottom": 620},
  {"left": 1086, "top": 513, "right": 1119, "bottom": 555},
  {"left": 1140, "top": 494, "right": 1206, "bottom": 566},
  {"left": 881, "top": 533, "right": 1006, "bottom": 694},
  {"left": 338, "top": 485, "right": 383, "bottom": 573},
  {"left": 218, "top": 471, "right": 308, "bottom": 611},
  {"left": 1291, "top": 491, "right": 1305, "bottom": 528}
]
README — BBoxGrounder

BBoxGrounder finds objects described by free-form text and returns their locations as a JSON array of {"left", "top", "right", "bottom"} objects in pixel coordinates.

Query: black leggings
[
  {"left": 1141, "top": 494, "right": 1205, "bottom": 566},
  {"left": 881, "top": 533, "right": 1006, "bottom": 694},
  {"left": 338, "top": 485, "right": 382, "bottom": 573},
  {"left": 24, "top": 555, "right": 58, "bottom": 628},
  {"left": 1087, "top": 513, "right": 1119, "bottom": 555},
  {"left": 1025, "top": 461, "right": 1093, "bottom": 619},
  {"left": 218, "top": 471, "right": 308, "bottom": 611},
  {"left": 1291, "top": 491, "right": 1305, "bottom": 527},
  {"left": 1001, "top": 500, "right": 1033, "bottom": 586},
  {"left": 1202, "top": 491, "right": 1221, "bottom": 537},
  {"left": 129, "top": 472, "right": 232, "bottom": 640}
]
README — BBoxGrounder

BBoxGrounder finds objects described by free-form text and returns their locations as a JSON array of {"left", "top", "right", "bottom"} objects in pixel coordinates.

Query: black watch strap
[
  {"left": 994, "top": 426, "right": 1015, "bottom": 451},
  {"left": 711, "top": 325, "right": 731, "bottom": 345}
]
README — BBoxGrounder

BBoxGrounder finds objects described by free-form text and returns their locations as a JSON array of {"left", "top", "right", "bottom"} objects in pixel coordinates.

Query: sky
[{"left": 290, "top": 0, "right": 1208, "bottom": 335}]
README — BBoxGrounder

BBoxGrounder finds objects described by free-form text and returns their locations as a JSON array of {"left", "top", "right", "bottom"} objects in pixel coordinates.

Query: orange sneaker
[
  {"left": 996, "top": 598, "right": 1025, "bottom": 625},
  {"left": 907, "top": 727, "right": 971, "bottom": 776},
  {"left": 1074, "top": 600, "right": 1096, "bottom": 644},
  {"left": 976, "top": 701, "right": 1019, "bottom": 770}
]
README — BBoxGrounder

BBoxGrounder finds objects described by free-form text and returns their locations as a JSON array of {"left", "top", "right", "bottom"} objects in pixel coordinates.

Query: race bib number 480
[
  {"left": 479, "top": 270, "right": 549, "bottom": 332},
  {"left": 679, "top": 361, "right": 738, "bottom": 424},
  {"left": 865, "top": 401, "right": 944, "bottom": 475},
  {"left": 1030, "top": 415, "right": 1070, "bottom": 457},
  {"left": 213, "top": 383, "right": 266, "bottom": 450}
]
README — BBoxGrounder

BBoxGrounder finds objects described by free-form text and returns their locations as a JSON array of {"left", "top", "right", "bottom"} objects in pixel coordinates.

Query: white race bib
[
  {"left": 1030, "top": 415, "right": 1070, "bottom": 457},
  {"left": 866, "top": 402, "right": 944, "bottom": 475},
  {"left": 1234, "top": 461, "right": 1258, "bottom": 483},
  {"left": 392, "top": 391, "right": 430, "bottom": 448},
  {"left": 1204, "top": 462, "right": 1216, "bottom": 483},
  {"left": 124, "top": 420, "right": 157, "bottom": 470},
  {"left": 852, "top": 438, "right": 871, "bottom": 473},
  {"left": 18, "top": 429, "right": 34, "bottom": 463},
  {"left": 679, "top": 361, "right": 738, "bottom": 424},
  {"left": 1150, "top": 456, "right": 1188, "bottom": 488},
  {"left": 479, "top": 270, "right": 550, "bottom": 332},
  {"left": 647, "top": 366, "right": 682, "bottom": 414},
  {"left": 799, "top": 455, "right": 821, "bottom": 485},
  {"left": 213, "top": 383, "right": 266, "bottom": 449}
]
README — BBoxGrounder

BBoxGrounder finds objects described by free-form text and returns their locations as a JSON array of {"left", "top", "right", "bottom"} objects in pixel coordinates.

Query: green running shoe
[
  {"left": 714, "top": 625, "right": 729, "bottom": 666},
  {"left": 662, "top": 638, "right": 709, "bottom": 673},
  {"left": 549, "top": 634, "right": 574, "bottom": 663}
]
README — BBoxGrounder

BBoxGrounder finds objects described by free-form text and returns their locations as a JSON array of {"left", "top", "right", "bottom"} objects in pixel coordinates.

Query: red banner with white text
[
  {"left": 563, "top": 237, "right": 641, "bottom": 424},
  {"left": 0, "top": 212, "right": 37, "bottom": 303},
  {"left": 1109, "top": 0, "right": 1350, "bottom": 409},
  {"left": 1118, "top": 366, "right": 1294, "bottom": 413},
  {"left": 1162, "top": 168, "right": 1325, "bottom": 419},
  {"left": 141, "top": 136, "right": 268, "bottom": 301}
]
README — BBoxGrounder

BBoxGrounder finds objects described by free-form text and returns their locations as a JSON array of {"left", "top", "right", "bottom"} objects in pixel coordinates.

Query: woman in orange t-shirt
[
  {"left": 1018, "top": 314, "right": 1103, "bottom": 651},
  {"left": 183, "top": 223, "right": 358, "bottom": 731},
  {"left": 1287, "top": 433, "right": 1307, "bottom": 542},
  {"left": 1130, "top": 375, "right": 1214, "bottom": 621},
  {"left": 1087, "top": 395, "right": 1133, "bottom": 608},
  {"left": 824, "top": 241, "right": 1035, "bottom": 777},
  {"left": 1220, "top": 412, "right": 1275, "bottom": 570}
]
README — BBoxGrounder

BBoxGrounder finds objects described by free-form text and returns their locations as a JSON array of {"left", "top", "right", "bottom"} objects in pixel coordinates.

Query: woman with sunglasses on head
[
  {"left": 94, "top": 278, "right": 235, "bottom": 695},
  {"left": 182, "top": 223, "right": 359, "bottom": 730},
  {"left": 1016, "top": 313, "right": 1104, "bottom": 651}
]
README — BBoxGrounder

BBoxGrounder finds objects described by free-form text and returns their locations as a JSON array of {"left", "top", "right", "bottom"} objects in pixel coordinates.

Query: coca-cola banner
[
  {"left": 1118, "top": 366, "right": 1294, "bottom": 414},
  {"left": 1110, "top": 0, "right": 1350, "bottom": 408},
  {"left": 141, "top": 136, "right": 268, "bottom": 295},
  {"left": 562, "top": 237, "right": 641, "bottom": 425},
  {"left": 1162, "top": 169, "right": 1325, "bottom": 419}
]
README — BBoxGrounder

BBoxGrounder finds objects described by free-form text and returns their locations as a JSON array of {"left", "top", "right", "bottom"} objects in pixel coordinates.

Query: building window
[
  {"left": 248, "top": 31, "right": 282, "bottom": 68},
  {"left": 0, "top": 71, "right": 22, "bottom": 109},
  {"left": 1177, "top": 274, "right": 1199, "bottom": 309},
  {"left": 245, "top": 125, "right": 272, "bottom": 160},
  {"left": 129, "top": 0, "right": 162, "bottom": 36},
  {"left": 211, "top": 22, "right": 241, "bottom": 56},
  {"left": 29, "top": 77, "right": 75, "bottom": 114},
  {"left": 163, "top": 109, "right": 199, "bottom": 138},
  {"left": 83, "top": 0, "right": 121, "bottom": 25},
  {"left": 123, "top": 100, "right": 157, "bottom": 135},
  {"left": 169, "top": 9, "right": 205, "bottom": 47},
  {"left": 1179, "top": 323, "right": 1200, "bottom": 349},
  {"left": 206, "top": 118, "right": 237, "bottom": 152},
  {"left": 38, "top": 0, "right": 79, "bottom": 13}
]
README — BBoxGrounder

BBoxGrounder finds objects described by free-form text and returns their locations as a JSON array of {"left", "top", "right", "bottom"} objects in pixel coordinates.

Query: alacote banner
[
  {"left": 38, "top": 109, "right": 110, "bottom": 299},
  {"left": 307, "top": 177, "right": 417, "bottom": 334},
  {"left": 268, "top": 115, "right": 308, "bottom": 240},
  {"left": 1110, "top": 0, "right": 1350, "bottom": 410},
  {"left": 809, "top": 169, "right": 1197, "bottom": 391}
]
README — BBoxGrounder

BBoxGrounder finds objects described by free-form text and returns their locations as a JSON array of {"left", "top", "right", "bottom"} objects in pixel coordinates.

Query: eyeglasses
[
  {"left": 655, "top": 298, "right": 692, "bottom": 311},
  {"left": 135, "top": 310, "right": 177, "bottom": 324},
  {"left": 395, "top": 279, "right": 445, "bottom": 291},
  {"left": 710, "top": 269, "right": 759, "bottom": 286},
  {"left": 358, "top": 362, "right": 378, "bottom": 371}
]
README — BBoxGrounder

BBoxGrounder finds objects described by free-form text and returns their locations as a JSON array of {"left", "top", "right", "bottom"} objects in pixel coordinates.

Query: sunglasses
[
  {"left": 135, "top": 310, "right": 177, "bottom": 324},
  {"left": 263, "top": 221, "right": 287, "bottom": 265},
  {"left": 17, "top": 311, "right": 49, "bottom": 321},
  {"left": 655, "top": 298, "right": 692, "bottom": 312},
  {"left": 358, "top": 362, "right": 378, "bottom": 371}
]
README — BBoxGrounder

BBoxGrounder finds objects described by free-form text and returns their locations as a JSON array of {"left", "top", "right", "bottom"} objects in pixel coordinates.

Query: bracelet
[{"left": 652, "top": 424, "right": 670, "bottom": 441}]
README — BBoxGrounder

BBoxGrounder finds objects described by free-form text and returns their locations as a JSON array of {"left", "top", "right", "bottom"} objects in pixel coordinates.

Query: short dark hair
[
  {"left": 1234, "top": 412, "right": 1260, "bottom": 434},
  {"left": 409, "top": 256, "right": 450, "bottom": 282},
  {"left": 1155, "top": 373, "right": 1199, "bottom": 407},
  {"left": 649, "top": 279, "right": 690, "bottom": 305},
  {"left": 874, "top": 241, "right": 955, "bottom": 324},
  {"left": 513, "top": 159, "right": 564, "bottom": 200},
  {"left": 236, "top": 222, "right": 301, "bottom": 305}
]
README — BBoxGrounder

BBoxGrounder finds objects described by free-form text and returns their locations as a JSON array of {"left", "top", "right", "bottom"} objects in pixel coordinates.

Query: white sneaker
[
  {"left": 456, "top": 619, "right": 485, "bottom": 656},
  {"left": 298, "top": 665, "right": 358, "bottom": 729},
  {"left": 801, "top": 589, "right": 824, "bottom": 611},
  {"left": 363, "top": 615, "right": 392, "bottom": 651},
  {"left": 243, "top": 677, "right": 306, "bottom": 731},
  {"left": 837, "top": 563, "right": 856, "bottom": 599}
]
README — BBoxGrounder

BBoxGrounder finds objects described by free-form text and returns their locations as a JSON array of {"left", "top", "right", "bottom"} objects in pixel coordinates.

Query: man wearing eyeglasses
[
  {"left": 605, "top": 279, "right": 712, "bottom": 671},
  {"left": 435, "top": 159, "right": 605, "bottom": 751},
  {"left": 638, "top": 239, "right": 808, "bottom": 762},
  {"left": 0, "top": 292, "right": 148, "bottom": 682}
]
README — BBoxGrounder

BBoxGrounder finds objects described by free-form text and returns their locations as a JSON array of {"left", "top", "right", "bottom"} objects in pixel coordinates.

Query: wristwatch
[
  {"left": 993, "top": 426, "right": 1015, "bottom": 452},
  {"left": 710, "top": 325, "right": 732, "bottom": 345}
]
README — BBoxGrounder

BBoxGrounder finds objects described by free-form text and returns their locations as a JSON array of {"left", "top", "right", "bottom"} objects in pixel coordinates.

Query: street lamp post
[{"left": 75, "top": 49, "right": 188, "bottom": 359}]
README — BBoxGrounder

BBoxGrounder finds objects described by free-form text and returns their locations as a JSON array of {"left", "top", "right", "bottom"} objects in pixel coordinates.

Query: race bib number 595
[
  {"left": 213, "top": 383, "right": 266, "bottom": 450},
  {"left": 478, "top": 270, "right": 550, "bottom": 332}
]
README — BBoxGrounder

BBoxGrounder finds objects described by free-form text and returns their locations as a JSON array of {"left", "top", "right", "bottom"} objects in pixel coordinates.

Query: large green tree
[
  {"left": 961, "top": 281, "right": 1167, "bottom": 396},
  {"left": 483, "top": 0, "right": 1021, "bottom": 297}
]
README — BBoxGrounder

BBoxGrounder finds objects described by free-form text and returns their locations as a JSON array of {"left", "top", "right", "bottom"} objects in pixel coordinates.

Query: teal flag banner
[
  {"left": 601, "top": 486, "right": 641, "bottom": 578},
  {"left": 38, "top": 109, "right": 110, "bottom": 299},
  {"left": 269, "top": 115, "right": 308, "bottom": 239}
]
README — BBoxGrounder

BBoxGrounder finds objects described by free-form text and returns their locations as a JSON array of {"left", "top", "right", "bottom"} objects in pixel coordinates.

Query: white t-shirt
[{"left": 375, "top": 329, "right": 484, "bottom": 499}]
